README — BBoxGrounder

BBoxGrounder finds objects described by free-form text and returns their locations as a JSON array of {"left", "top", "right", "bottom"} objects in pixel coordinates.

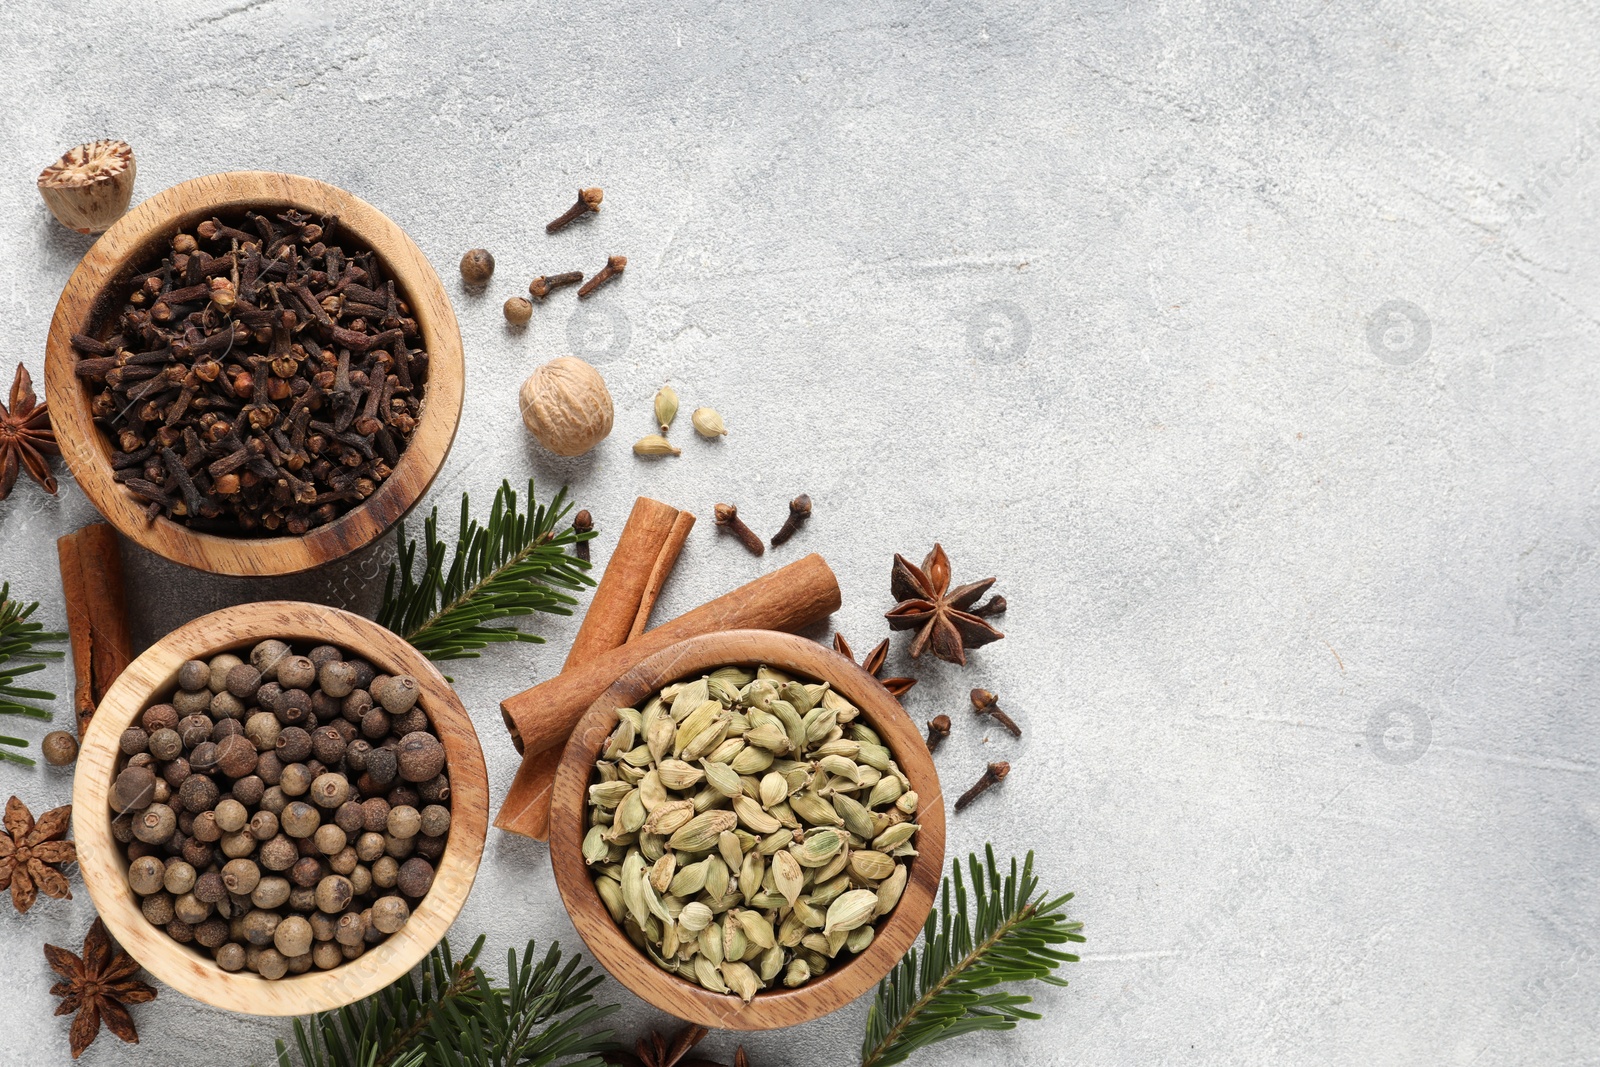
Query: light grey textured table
[{"left": 1, "top": 2, "right": 1596, "bottom": 1064}]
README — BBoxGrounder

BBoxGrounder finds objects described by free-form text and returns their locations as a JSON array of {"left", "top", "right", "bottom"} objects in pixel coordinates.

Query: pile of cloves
[{"left": 71, "top": 211, "right": 427, "bottom": 535}]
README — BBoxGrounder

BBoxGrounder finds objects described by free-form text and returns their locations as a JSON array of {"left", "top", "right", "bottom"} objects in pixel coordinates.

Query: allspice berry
[
  {"left": 216, "top": 943, "right": 246, "bottom": 971},
  {"left": 386, "top": 805, "right": 422, "bottom": 840},
  {"left": 120, "top": 726, "right": 149, "bottom": 755},
  {"left": 164, "top": 861, "right": 198, "bottom": 896},
  {"left": 396, "top": 858, "right": 435, "bottom": 898},
  {"left": 214, "top": 734, "right": 258, "bottom": 778},
  {"left": 370, "top": 895, "right": 410, "bottom": 934},
  {"left": 319, "top": 661, "right": 358, "bottom": 699},
  {"left": 221, "top": 858, "right": 261, "bottom": 896},
  {"left": 133, "top": 802, "right": 177, "bottom": 844},
  {"left": 420, "top": 804, "right": 451, "bottom": 837},
  {"left": 315, "top": 874, "right": 354, "bottom": 914},
  {"left": 177, "top": 659, "right": 211, "bottom": 692},
  {"left": 41, "top": 730, "right": 78, "bottom": 766},
  {"left": 311, "top": 772, "right": 351, "bottom": 809},
  {"left": 277, "top": 655, "right": 316, "bottom": 690},
  {"left": 276, "top": 726, "right": 313, "bottom": 764},
  {"left": 128, "top": 855, "right": 166, "bottom": 895},
  {"left": 281, "top": 801, "right": 321, "bottom": 838},
  {"left": 259, "top": 835, "right": 298, "bottom": 871},
  {"left": 111, "top": 764, "right": 156, "bottom": 812},
  {"left": 208, "top": 653, "right": 243, "bottom": 694},
  {"left": 375, "top": 675, "right": 420, "bottom": 715},
  {"left": 334, "top": 910, "right": 366, "bottom": 946},
  {"left": 504, "top": 296, "right": 533, "bottom": 325},
  {"left": 459, "top": 248, "right": 495, "bottom": 287},
  {"left": 256, "top": 948, "right": 289, "bottom": 980},
  {"left": 519, "top": 356, "right": 614, "bottom": 457},
  {"left": 251, "top": 639, "right": 292, "bottom": 680},
  {"left": 397, "top": 732, "right": 446, "bottom": 783},
  {"left": 225, "top": 663, "right": 263, "bottom": 700},
  {"left": 254, "top": 876, "right": 291, "bottom": 909}
]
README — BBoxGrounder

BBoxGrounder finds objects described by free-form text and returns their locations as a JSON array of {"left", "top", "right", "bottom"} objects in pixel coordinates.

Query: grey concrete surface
[{"left": 0, "top": 1, "right": 1597, "bottom": 1064}]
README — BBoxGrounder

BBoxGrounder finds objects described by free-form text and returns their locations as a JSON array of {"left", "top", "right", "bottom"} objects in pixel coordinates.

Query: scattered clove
[
  {"left": 572, "top": 509, "right": 593, "bottom": 562},
  {"left": 714, "top": 503, "right": 764, "bottom": 556},
  {"left": 954, "top": 761, "right": 1010, "bottom": 812},
  {"left": 546, "top": 187, "right": 603, "bottom": 234},
  {"left": 577, "top": 255, "right": 626, "bottom": 299},
  {"left": 925, "top": 714, "right": 951, "bottom": 753},
  {"left": 528, "top": 271, "right": 584, "bottom": 300},
  {"left": 970, "top": 688, "right": 1022, "bottom": 738},
  {"left": 770, "top": 493, "right": 812, "bottom": 546}
]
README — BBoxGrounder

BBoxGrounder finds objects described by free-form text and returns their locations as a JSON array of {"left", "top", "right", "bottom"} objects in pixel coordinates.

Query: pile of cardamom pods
[{"left": 583, "top": 665, "right": 921, "bottom": 1001}]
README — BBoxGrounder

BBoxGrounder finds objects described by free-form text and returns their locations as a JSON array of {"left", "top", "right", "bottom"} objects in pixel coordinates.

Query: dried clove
[
  {"left": 970, "top": 688, "right": 1022, "bottom": 738},
  {"left": 545, "top": 187, "right": 603, "bottom": 234},
  {"left": 572, "top": 509, "right": 593, "bottom": 563},
  {"left": 770, "top": 493, "right": 812, "bottom": 547},
  {"left": 954, "top": 761, "right": 1010, "bottom": 812},
  {"left": 713, "top": 503, "right": 764, "bottom": 557},
  {"left": 528, "top": 271, "right": 584, "bottom": 299},
  {"left": 576, "top": 255, "right": 626, "bottom": 299},
  {"left": 70, "top": 211, "right": 427, "bottom": 534},
  {"left": 925, "top": 714, "right": 951, "bottom": 753}
]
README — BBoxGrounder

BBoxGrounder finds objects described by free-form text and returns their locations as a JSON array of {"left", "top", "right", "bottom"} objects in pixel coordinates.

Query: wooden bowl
[
  {"left": 72, "top": 601, "right": 488, "bottom": 1016},
  {"left": 43, "top": 171, "right": 464, "bottom": 577},
  {"left": 549, "top": 630, "right": 946, "bottom": 1031}
]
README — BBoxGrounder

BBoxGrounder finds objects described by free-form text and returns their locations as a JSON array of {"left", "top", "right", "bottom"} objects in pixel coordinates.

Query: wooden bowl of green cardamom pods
[{"left": 548, "top": 629, "right": 945, "bottom": 1031}]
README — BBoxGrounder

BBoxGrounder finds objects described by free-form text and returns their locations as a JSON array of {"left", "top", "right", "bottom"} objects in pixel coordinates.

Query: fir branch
[
  {"left": 860, "top": 846, "right": 1084, "bottom": 1067},
  {"left": 377, "top": 480, "right": 594, "bottom": 661},
  {"left": 0, "top": 582, "right": 65, "bottom": 767},
  {"left": 274, "top": 936, "right": 617, "bottom": 1067}
]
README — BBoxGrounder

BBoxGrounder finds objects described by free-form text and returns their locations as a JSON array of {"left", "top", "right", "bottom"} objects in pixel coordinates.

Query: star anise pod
[
  {"left": 0, "top": 363, "right": 59, "bottom": 501},
  {"left": 885, "top": 544, "right": 1005, "bottom": 666},
  {"left": 605, "top": 1025, "right": 753, "bottom": 1067},
  {"left": 45, "top": 917, "right": 156, "bottom": 1058},
  {"left": 0, "top": 795, "right": 75, "bottom": 913},
  {"left": 834, "top": 633, "right": 916, "bottom": 697}
]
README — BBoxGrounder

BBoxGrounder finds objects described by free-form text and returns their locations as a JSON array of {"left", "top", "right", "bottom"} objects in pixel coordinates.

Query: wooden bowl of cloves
[
  {"left": 72, "top": 601, "right": 488, "bottom": 1016},
  {"left": 43, "top": 171, "right": 464, "bottom": 577},
  {"left": 549, "top": 629, "right": 946, "bottom": 1031}
]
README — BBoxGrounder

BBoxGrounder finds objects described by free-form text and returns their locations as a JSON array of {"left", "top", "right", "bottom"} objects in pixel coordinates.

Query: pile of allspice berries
[
  {"left": 108, "top": 638, "right": 450, "bottom": 980},
  {"left": 584, "top": 665, "right": 920, "bottom": 1002}
]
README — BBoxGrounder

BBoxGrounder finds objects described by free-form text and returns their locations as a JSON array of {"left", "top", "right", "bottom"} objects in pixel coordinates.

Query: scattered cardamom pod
[
  {"left": 583, "top": 663, "right": 920, "bottom": 1002},
  {"left": 654, "top": 385, "right": 679, "bottom": 433},
  {"left": 692, "top": 406, "right": 728, "bottom": 437},
  {"left": 633, "top": 434, "right": 682, "bottom": 457}
]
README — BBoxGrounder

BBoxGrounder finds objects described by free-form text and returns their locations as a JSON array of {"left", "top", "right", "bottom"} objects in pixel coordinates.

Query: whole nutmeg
[
  {"left": 397, "top": 732, "right": 446, "bottom": 783},
  {"left": 276, "top": 655, "right": 316, "bottom": 691},
  {"left": 177, "top": 659, "right": 211, "bottom": 693},
  {"left": 459, "top": 248, "right": 495, "bottom": 287},
  {"left": 111, "top": 765, "right": 157, "bottom": 813},
  {"left": 519, "top": 356, "right": 614, "bottom": 457},
  {"left": 36, "top": 139, "right": 136, "bottom": 234},
  {"left": 41, "top": 730, "right": 78, "bottom": 766}
]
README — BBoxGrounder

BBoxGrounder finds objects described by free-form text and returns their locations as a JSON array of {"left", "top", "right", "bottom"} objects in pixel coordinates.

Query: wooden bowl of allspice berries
[
  {"left": 549, "top": 629, "right": 946, "bottom": 1030},
  {"left": 43, "top": 171, "right": 465, "bottom": 577},
  {"left": 72, "top": 601, "right": 488, "bottom": 1016}
]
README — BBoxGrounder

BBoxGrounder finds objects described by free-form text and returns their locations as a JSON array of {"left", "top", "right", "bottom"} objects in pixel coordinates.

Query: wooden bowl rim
[
  {"left": 549, "top": 629, "right": 947, "bottom": 1031},
  {"left": 42, "top": 170, "right": 464, "bottom": 577},
  {"left": 71, "top": 601, "right": 488, "bottom": 1017}
]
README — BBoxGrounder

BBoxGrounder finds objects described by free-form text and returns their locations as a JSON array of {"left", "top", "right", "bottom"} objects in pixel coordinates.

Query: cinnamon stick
[
  {"left": 501, "top": 552, "right": 841, "bottom": 758},
  {"left": 497, "top": 498, "right": 694, "bottom": 838},
  {"left": 56, "top": 523, "right": 134, "bottom": 739}
]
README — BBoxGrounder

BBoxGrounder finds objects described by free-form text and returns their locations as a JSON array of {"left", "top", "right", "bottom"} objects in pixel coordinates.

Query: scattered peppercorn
[
  {"left": 504, "top": 296, "right": 533, "bottom": 325},
  {"left": 41, "top": 730, "right": 79, "bottom": 766},
  {"left": 459, "top": 248, "right": 495, "bottom": 287}
]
